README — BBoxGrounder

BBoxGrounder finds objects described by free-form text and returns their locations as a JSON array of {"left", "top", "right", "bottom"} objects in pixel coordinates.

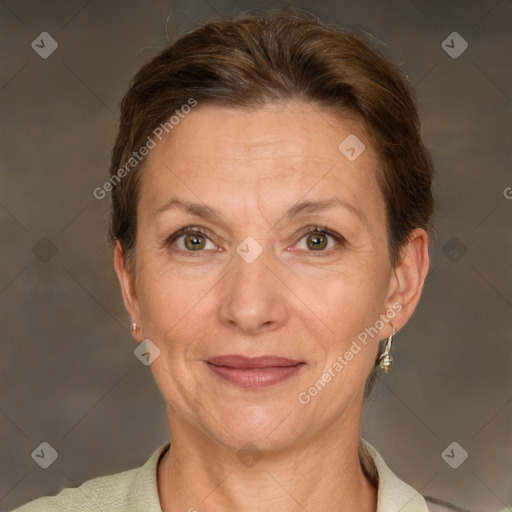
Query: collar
[{"left": 360, "top": 438, "right": 430, "bottom": 511}]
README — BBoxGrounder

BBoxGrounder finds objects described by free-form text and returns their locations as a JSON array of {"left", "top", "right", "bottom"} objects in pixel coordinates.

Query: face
[{"left": 115, "top": 101, "right": 428, "bottom": 452}]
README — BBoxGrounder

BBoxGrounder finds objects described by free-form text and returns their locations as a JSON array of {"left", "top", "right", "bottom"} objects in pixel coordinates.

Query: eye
[
  {"left": 295, "top": 226, "right": 344, "bottom": 253},
  {"left": 167, "top": 227, "right": 217, "bottom": 252}
]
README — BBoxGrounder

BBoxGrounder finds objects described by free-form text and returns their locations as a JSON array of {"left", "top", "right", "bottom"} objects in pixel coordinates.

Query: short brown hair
[{"left": 108, "top": 10, "right": 435, "bottom": 396}]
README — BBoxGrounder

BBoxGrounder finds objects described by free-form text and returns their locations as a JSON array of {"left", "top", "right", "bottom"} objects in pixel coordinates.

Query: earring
[
  {"left": 130, "top": 321, "right": 137, "bottom": 332},
  {"left": 378, "top": 325, "right": 396, "bottom": 374}
]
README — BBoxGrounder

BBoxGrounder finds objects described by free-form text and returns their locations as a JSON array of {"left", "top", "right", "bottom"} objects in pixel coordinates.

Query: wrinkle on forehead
[
  {"left": 155, "top": 100, "right": 367, "bottom": 157},
  {"left": 139, "top": 101, "right": 384, "bottom": 232}
]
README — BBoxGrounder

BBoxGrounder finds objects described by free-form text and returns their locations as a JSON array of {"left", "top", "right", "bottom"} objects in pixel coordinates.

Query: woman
[{"left": 13, "top": 10, "right": 435, "bottom": 512}]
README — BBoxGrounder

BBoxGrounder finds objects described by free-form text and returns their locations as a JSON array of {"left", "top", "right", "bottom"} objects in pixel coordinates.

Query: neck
[{"left": 157, "top": 406, "right": 377, "bottom": 512}]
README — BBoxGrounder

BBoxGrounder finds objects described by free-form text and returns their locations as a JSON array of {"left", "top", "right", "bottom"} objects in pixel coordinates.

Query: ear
[
  {"left": 113, "top": 241, "right": 144, "bottom": 342},
  {"left": 382, "top": 228, "right": 430, "bottom": 336}
]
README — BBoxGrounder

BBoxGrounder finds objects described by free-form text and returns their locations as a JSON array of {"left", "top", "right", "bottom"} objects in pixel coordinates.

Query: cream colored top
[{"left": 11, "top": 438, "right": 430, "bottom": 511}]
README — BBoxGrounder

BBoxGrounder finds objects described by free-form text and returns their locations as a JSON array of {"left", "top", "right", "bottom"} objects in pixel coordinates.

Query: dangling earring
[{"left": 378, "top": 325, "right": 396, "bottom": 374}]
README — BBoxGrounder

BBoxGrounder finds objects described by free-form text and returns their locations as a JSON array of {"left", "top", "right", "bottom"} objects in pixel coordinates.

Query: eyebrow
[
  {"left": 152, "top": 198, "right": 222, "bottom": 220},
  {"left": 152, "top": 197, "right": 366, "bottom": 224},
  {"left": 284, "top": 198, "right": 365, "bottom": 222}
]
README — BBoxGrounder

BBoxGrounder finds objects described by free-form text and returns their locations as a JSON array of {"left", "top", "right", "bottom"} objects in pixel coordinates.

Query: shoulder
[
  {"left": 10, "top": 442, "right": 170, "bottom": 512},
  {"left": 11, "top": 467, "right": 139, "bottom": 512},
  {"left": 360, "top": 438, "right": 430, "bottom": 512},
  {"left": 361, "top": 439, "right": 506, "bottom": 511}
]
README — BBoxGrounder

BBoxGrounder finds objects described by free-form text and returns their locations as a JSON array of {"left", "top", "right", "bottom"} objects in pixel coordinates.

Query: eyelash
[{"left": 166, "top": 225, "right": 345, "bottom": 257}]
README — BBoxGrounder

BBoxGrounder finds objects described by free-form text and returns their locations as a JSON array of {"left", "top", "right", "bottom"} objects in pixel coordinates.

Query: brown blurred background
[{"left": 1, "top": 1, "right": 511, "bottom": 511}]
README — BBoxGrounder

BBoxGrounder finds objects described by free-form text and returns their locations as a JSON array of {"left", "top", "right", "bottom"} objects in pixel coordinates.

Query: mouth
[{"left": 205, "top": 355, "right": 306, "bottom": 389}]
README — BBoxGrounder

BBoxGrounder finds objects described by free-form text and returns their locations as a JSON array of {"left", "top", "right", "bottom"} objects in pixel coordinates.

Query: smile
[{"left": 205, "top": 355, "right": 306, "bottom": 389}]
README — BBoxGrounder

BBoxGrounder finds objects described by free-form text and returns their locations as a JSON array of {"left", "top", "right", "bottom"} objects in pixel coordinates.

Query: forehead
[{"left": 139, "top": 101, "right": 384, "bottom": 224}]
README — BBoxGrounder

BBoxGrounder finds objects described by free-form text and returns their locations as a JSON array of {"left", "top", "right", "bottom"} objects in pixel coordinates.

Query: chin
[{"left": 203, "top": 404, "right": 305, "bottom": 451}]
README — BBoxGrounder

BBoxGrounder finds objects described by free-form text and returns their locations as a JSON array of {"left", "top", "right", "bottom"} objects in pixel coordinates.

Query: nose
[{"left": 218, "top": 241, "right": 289, "bottom": 335}]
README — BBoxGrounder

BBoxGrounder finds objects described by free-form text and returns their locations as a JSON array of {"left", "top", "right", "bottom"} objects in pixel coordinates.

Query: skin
[{"left": 114, "top": 101, "right": 430, "bottom": 512}]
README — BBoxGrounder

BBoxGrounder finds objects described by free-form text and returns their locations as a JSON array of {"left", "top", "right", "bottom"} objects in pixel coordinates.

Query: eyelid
[{"left": 297, "top": 225, "right": 344, "bottom": 240}]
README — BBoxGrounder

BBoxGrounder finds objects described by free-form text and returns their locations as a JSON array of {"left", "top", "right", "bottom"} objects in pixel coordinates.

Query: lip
[
  {"left": 207, "top": 355, "right": 304, "bottom": 368},
  {"left": 206, "top": 355, "right": 305, "bottom": 389}
]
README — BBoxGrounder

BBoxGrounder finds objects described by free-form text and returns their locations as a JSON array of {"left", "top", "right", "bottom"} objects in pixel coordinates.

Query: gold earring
[
  {"left": 378, "top": 325, "right": 396, "bottom": 374},
  {"left": 130, "top": 321, "right": 137, "bottom": 332}
]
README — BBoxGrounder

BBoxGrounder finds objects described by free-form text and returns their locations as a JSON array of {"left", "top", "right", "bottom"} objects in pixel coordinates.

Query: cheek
[
  {"left": 137, "top": 268, "right": 206, "bottom": 342},
  {"left": 136, "top": 270, "right": 217, "bottom": 402},
  {"left": 292, "top": 258, "right": 386, "bottom": 320},
  {"left": 289, "top": 260, "right": 389, "bottom": 373}
]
